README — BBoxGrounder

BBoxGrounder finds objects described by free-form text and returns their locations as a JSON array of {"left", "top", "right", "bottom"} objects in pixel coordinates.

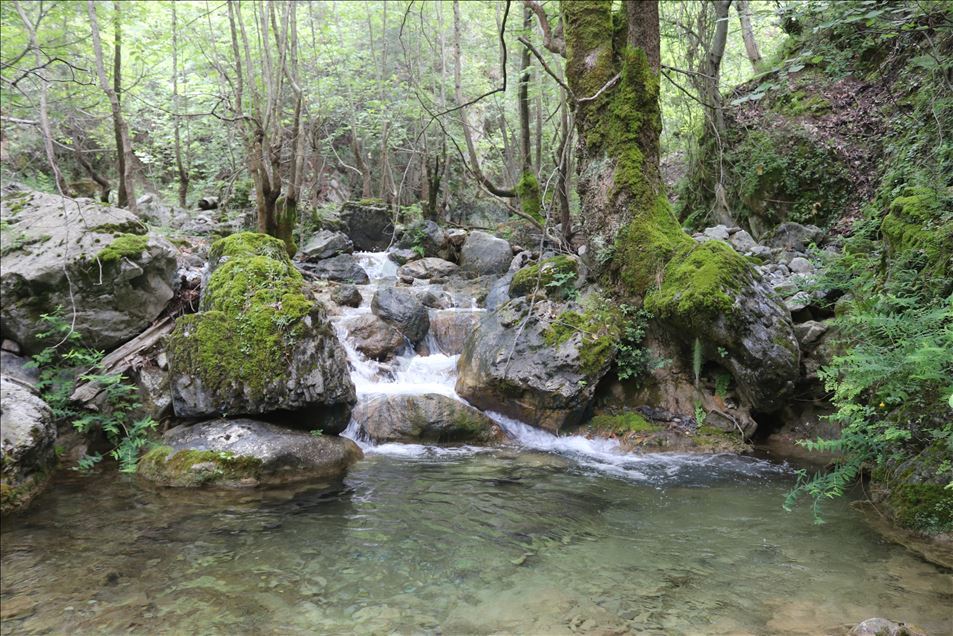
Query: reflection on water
[{"left": 2, "top": 450, "right": 950, "bottom": 635}]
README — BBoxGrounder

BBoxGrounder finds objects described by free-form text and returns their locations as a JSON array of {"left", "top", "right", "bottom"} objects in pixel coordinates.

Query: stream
[{"left": 1, "top": 253, "right": 950, "bottom": 635}]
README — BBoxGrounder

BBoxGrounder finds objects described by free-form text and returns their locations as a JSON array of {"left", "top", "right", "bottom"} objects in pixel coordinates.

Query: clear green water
[{"left": 1, "top": 449, "right": 950, "bottom": 635}]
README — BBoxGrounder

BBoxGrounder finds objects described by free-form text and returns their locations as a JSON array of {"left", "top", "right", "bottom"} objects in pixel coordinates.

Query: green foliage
[
  {"left": 96, "top": 233, "right": 149, "bottom": 263},
  {"left": 509, "top": 255, "right": 578, "bottom": 300},
  {"left": 28, "top": 311, "right": 157, "bottom": 473},
  {"left": 588, "top": 412, "right": 660, "bottom": 436},
  {"left": 516, "top": 172, "right": 542, "bottom": 222},
  {"left": 614, "top": 304, "right": 651, "bottom": 382}
]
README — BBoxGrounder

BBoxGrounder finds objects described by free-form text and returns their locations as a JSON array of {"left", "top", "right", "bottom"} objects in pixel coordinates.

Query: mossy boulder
[
  {"left": 350, "top": 393, "right": 504, "bottom": 444},
  {"left": 138, "top": 418, "right": 363, "bottom": 488},
  {"left": 1, "top": 376, "right": 56, "bottom": 514},
  {"left": 880, "top": 186, "right": 953, "bottom": 286},
  {"left": 455, "top": 296, "right": 620, "bottom": 432},
  {"left": 168, "top": 232, "right": 355, "bottom": 424},
  {"left": 0, "top": 188, "right": 177, "bottom": 354},
  {"left": 873, "top": 440, "right": 953, "bottom": 537},
  {"left": 509, "top": 255, "right": 579, "bottom": 298}
]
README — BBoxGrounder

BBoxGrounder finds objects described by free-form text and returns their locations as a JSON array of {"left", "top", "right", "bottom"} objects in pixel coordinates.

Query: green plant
[
  {"left": 694, "top": 401, "right": 707, "bottom": 426},
  {"left": 715, "top": 372, "right": 731, "bottom": 399},
  {"left": 410, "top": 226, "right": 428, "bottom": 258},
  {"left": 28, "top": 311, "right": 157, "bottom": 473},
  {"left": 309, "top": 429, "right": 324, "bottom": 438},
  {"left": 545, "top": 268, "right": 578, "bottom": 301},
  {"left": 615, "top": 304, "right": 652, "bottom": 381}
]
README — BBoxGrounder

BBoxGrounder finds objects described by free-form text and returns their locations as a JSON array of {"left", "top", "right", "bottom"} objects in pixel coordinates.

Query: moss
[
  {"left": 770, "top": 89, "right": 831, "bottom": 116},
  {"left": 138, "top": 445, "right": 263, "bottom": 487},
  {"left": 644, "top": 240, "right": 753, "bottom": 326},
  {"left": 888, "top": 482, "right": 953, "bottom": 534},
  {"left": 516, "top": 172, "right": 542, "bottom": 222},
  {"left": 97, "top": 233, "right": 149, "bottom": 263},
  {"left": 89, "top": 221, "right": 147, "bottom": 235},
  {"left": 275, "top": 196, "right": 299, "bottom": 257},
  {"left": 169, "top": 232, "right": 315, "bottom": 404},
  {"left": 356, "top": 197, "right": 386, "bottom": 207},
  {"left": 588, "top": 412, "right": 661, "bottom": 436},
  {"left": 510, "top": 255, "right": 578, "bottom": 297},
  {"left": 543, "top": 300, "right": 622, "bottom": 376},
  {"left": 881, "top": 186, "right": 952, "bottom": 279},
  {"left": 617, "top": 195, "right": 693, "bottom": 293}
]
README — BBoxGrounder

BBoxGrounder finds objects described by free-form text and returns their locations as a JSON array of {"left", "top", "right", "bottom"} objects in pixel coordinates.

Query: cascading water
[{"left": 333, "top": 252, "right": 785, "bottom": 482}]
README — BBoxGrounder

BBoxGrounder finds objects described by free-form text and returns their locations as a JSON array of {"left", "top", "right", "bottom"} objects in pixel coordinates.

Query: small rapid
[{"left": 335, "top": 252, "right": 786, "bottom": 481}]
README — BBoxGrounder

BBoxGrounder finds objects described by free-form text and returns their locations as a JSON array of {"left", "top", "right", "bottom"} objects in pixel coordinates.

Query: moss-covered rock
[
  {"left": 509, "top": 255, "right": 579, "bottom": 298},
  {"left": 874, "top": 440, "right": 953, "bottom": 536},
  {"left": 1, "top": 376, "right": 57, "bottom": 515},
  {"left": 138, "top": 419, "right": 363, "bottom": 488},
  {"left": 97, "top": 233, "right": 150, "bottom": 263},
  {"left": 168, "top": 232, "right": 355, "bottom": 423},
  {"left": 880, "top": 186, "right": 953, "bottom": 284}
]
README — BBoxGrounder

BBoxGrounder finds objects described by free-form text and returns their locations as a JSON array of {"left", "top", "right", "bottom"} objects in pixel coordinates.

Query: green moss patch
[
  {"left": 510, "top": 255, "right": 578, "bottom": 297},
  {"left": 516, "top": 172, "right": 542, "bottom": 222},
  {"left": 209, "top": 231, "right": 289, "bottom": 266},
  {"left": 881, "top": 186, "right": 952, "bottom": 280},
  {"left": 588, "top": 412, "right": 661, "bottom": 436},
  {"left": 138, "top": 445, "right": 263, "bottom": 487},
  {"left": 543, "top": 299, "right": 623, "bottom": 376},
  {"left": 97, "top": 233, "right": 149, "bottom": 263}
]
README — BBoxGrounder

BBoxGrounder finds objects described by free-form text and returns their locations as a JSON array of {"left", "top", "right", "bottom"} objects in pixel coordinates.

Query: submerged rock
[
  {"left": 456, "top": 297, "right": 617, "bottom": 432},
  {"left": 848, "top": 618, "right": 927, "bottom": 636},
  {"left": 0, "top": 188, "right": 178, "bottom": 354},
  {"left": 138, "top": 418, "right": 363, "bottom": 487},
  {"left": 371, "top": 286, "right": 430, "bottom": 345},
  {"left": 1, "top": 376, "right": 56, "bottom": 514},
  {"left": 351, "top": 393, "right": 503, "bottom": 444},
  {"left": 459, "top": 231, "right": 512, "bottom": 276},
  {"left": 345, "top": 314, "right": 407, "bottom": 361},
  {"left": 168, "top": 233, "right": 355, "bottom": 424}
]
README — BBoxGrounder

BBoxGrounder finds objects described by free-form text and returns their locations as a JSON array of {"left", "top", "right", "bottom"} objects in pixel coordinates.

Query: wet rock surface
[
  {"left": 345, "top": 314, "right": 407, "bottom": 361},
  {"left": 371, "top": 286, "right": 430, "bottom": 345},
  {"left": 297, "top": 253, "right": 370, "bottom": 284},
  {"left": 1, "top": 376, "right": 56, "bottom": 514},
  {"left": 459, "top": 230, "right": 512, "bottom": 276},
  {"left": 351, "top": 393, "right": 503, "bottom": 444}
]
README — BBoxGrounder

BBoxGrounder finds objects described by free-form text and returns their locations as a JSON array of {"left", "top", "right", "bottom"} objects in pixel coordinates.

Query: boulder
[
  {"left": 299, "top": 230, "right": 354, "bottom": 261},
  {"left": 397, "top": 257, "right": 458, "bottom": 281},
  {"left": 459, "top": 231, "right": 512, "bottom": 276},
  {"left": 761, "top": 222, "right": 823, "bottom": 252},
  {"left": 168, "top": 233, "right": 356, "bottom": 425},
  {"left": 339, "top": 200, "right": 394, "bottom": 251},
  {"left": 396, "top": 219, "right": 450, "bottom": 259},
  {"left": 703, "top": 225, "right": 730, "bottom": 241},
  {"left": 0, "top": 351, "right": 38, "bottom": 388},
  {"left": 138, "top": 418, "right": 363, "bottom": 488},
  {"left": 345, "top": 314, "right": 407, "bottom": 361},
  {"left": 728, "top": 229, "right": 757, "bottom": 254},
  {"left": 331, "top": 284, "right": 363, "bottom": 308},
  {"left": 371, "top": 286, "right": 430, "bottom": 345},
  {"left": 387, "top": 248, "right": 418, "bottom": 265},
  {"left": 849, "top": 618, "right": 927, "bottom": 636},
  {"left": 446, "top": 228, "right": 468, "bottom": 247},
  {"left": 350, "top": 393, "right": 503, "bottom": 444},
  {"left": 456, "top": 298, "right": 617, "bottom": 432},
  {"left": 428, "top": 310, "right": 483, "bottom": 355},
  {"left": 1, "top": 188, "right": 178, "bottom": 354},
  {"left": 297, "top": 254, "right": 369, "bottom": 284},
  {"left": 197, "top": 196, "right": 219, "bottom": 210},
  {"left": 1, "top": 376, "right": 56, "bottom": 514}
]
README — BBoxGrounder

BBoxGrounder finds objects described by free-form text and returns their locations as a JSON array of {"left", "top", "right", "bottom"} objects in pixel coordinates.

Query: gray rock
[
  {"left": 299, "top": 230, "right": 353, "bottom": 261},
  {"left": 1, "top": 376, "right": 56, "bottom": 513},
  {"left": 371, "top": 286, "right": 430, "bottom": 345},
  {"left": 1, "top": 189, "right": 178, "bottom": 354},
  {"left": 415, "top": 289, "right": 452, "bottom": 310},
  {"left": 446, "top": 228, "right": 468, "bottom": 247},
  {"left": 459, "top": 231, "right": 513, "bottom": 276},
  {"left": 509, "top": 251, "right": 533, "bottom": 272},
  {"left": 728, "top": 229, "right": 757, "bottom": 254},
  {"left": 849, "top": 618, "right": 927, "bottom": 636},
  {"left": 703, "top": 225, "right": 730, "bottom": 241},
  {"left": 0, "top": 351, "right": 38, "bottom": 387},
  {"left": 345, "top": 314, "right": 407, "bottom": 361},
  {"left": 428, "top": 310, "right": 483, "bottom": 355},
  {"left": 484, "top": 274, "right": 515, "bottom": 311},
  {"left": 297, "top": 254, "right": 370, "bottom": 284},
  {"left": 761, "top": 222, "right": 823, "bottom": 252},
  {"left": 788, "top": 256, "right": 814, "bottom": 274},
  {"left": 387, "top": 248, "right": 418, "bottom": 265},
  {"left": 456, "top": 298, "right": 612, "bottom": 432},
  {"left": 197, "top": 196, "right": 219, "bottom": 210},
  {"left": 138, "top": 418, "right": 363, "bottom": 487},
  {"left": 331, "top": 284, "right": 363, "bottom": 308},
  {"left": 350, "top": 393, "right": 502, "bottom": 444},
  {"left": 749, "top": 245, "right": 773, "bottom": 259},
  {"left": 785, "top": 291, "right": 812, "bottom": 312},
  {"left": 339, "top": 201, "right": 394, "bottom": 251},
  {"left": 794, "top": 320, "right": 829, "bottom": 348},
  {"left": 396, "top": 220, "right": 450, "bottom": 259},
  {"left": 397, "top": 257, "right": 458, "bottom": 281}
]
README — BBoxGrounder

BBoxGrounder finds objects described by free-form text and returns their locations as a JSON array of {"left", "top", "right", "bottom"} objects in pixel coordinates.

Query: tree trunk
[
  {"left": 171, "top": 2, "right": 189, "bottom": 208},
  {"left": 516, "top": 4, "right": 541, "bottom": 221},
  {"left": 735, "top": 0, "right": 763, "bottom": 72}
]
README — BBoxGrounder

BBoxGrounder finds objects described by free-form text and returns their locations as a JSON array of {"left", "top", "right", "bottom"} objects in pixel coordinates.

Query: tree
[
  {"left": 735, "top": 0, "right": 763, "bottom": 72},
  {"left": 171, "top": 1, "right": 189, "bottom": 208}
]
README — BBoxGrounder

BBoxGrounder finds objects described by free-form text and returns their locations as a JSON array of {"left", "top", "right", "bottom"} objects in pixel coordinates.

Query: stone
[
  {"left": 848, "top": 618, "right": 927, "bottom": 636},
  {"left": 484, "top": 274, "right": 515, "bottom": 311},
  {"left": 728, "top": 229, "right": 757, "bottom": 254},
  {"left": 459, "top": 231, "right": 513, "bottom": 276},
  {"left": 428, "top": 310, "right": 483, "bottom": 355},
  {"left": 197, "top": 196, "right": 219, "bottom": 210},
  {"left": 387, "top": 248, "right": 418, "bottom": 265},
  {"left": 750, "top": 245, "right": 773, "bottom": 259},
  {"left": 761, "top": 222, "right": 823, "bottom": 252},
  {"left": 415, "top": 289, "right": 452, "bottom": 310},
  {"left": 446, "top": 228, "right": 468, "bottom": 247},
  {"left": 1, "top": 188, "right": 178, "bottom": 354},
  {"left": 345, "top": 314, "right": 407, "bottom": 361},
  {"left": 396, "top": 219, "right": 450, "bottom": 259},
  {"left": 371, "top": 286, "right": 430, "bottom": 345},
  {"left": 297, "top": 254, "right": 369, "bottom": 284},
  {"left": 784, "top": 291, "right": 812, "bottom": 312},
  {"left": 788, "top": 256, "right": 814, "bottom": 274},
  {"left": 339, "top": 200, "right": 394, "bottom": 251},
  {"left": 0, "top": 351, "right": 38, "bottom": 387},
  {"left": 703, "top": 225, "right": 730, "bottom": 241},
  {"left": 350, "top": 393, "right": 503, "bottom": 444},
  {"left": 138, "top": 418, "right": 363, "bottom": 488},
  {"left": 456, "top": 298, "right": 614, "bottom": 432},
  {"left": 793, "top": 320, "right": 828, "bottom": 348},
  {"left": 168, "top": 233, "right": 356, "bottom": 426},
  {"left": 299, "top": 230, "right": 353, "bottom": 261},
  {"left": 331, "top": 284, "right": 363, "bottom": 308},
  {"left": 397, "top": 257, "right": 458, "bottom": 281},
  {"left": 1, "top": 376, "right": 56, "bottom": 514}
]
